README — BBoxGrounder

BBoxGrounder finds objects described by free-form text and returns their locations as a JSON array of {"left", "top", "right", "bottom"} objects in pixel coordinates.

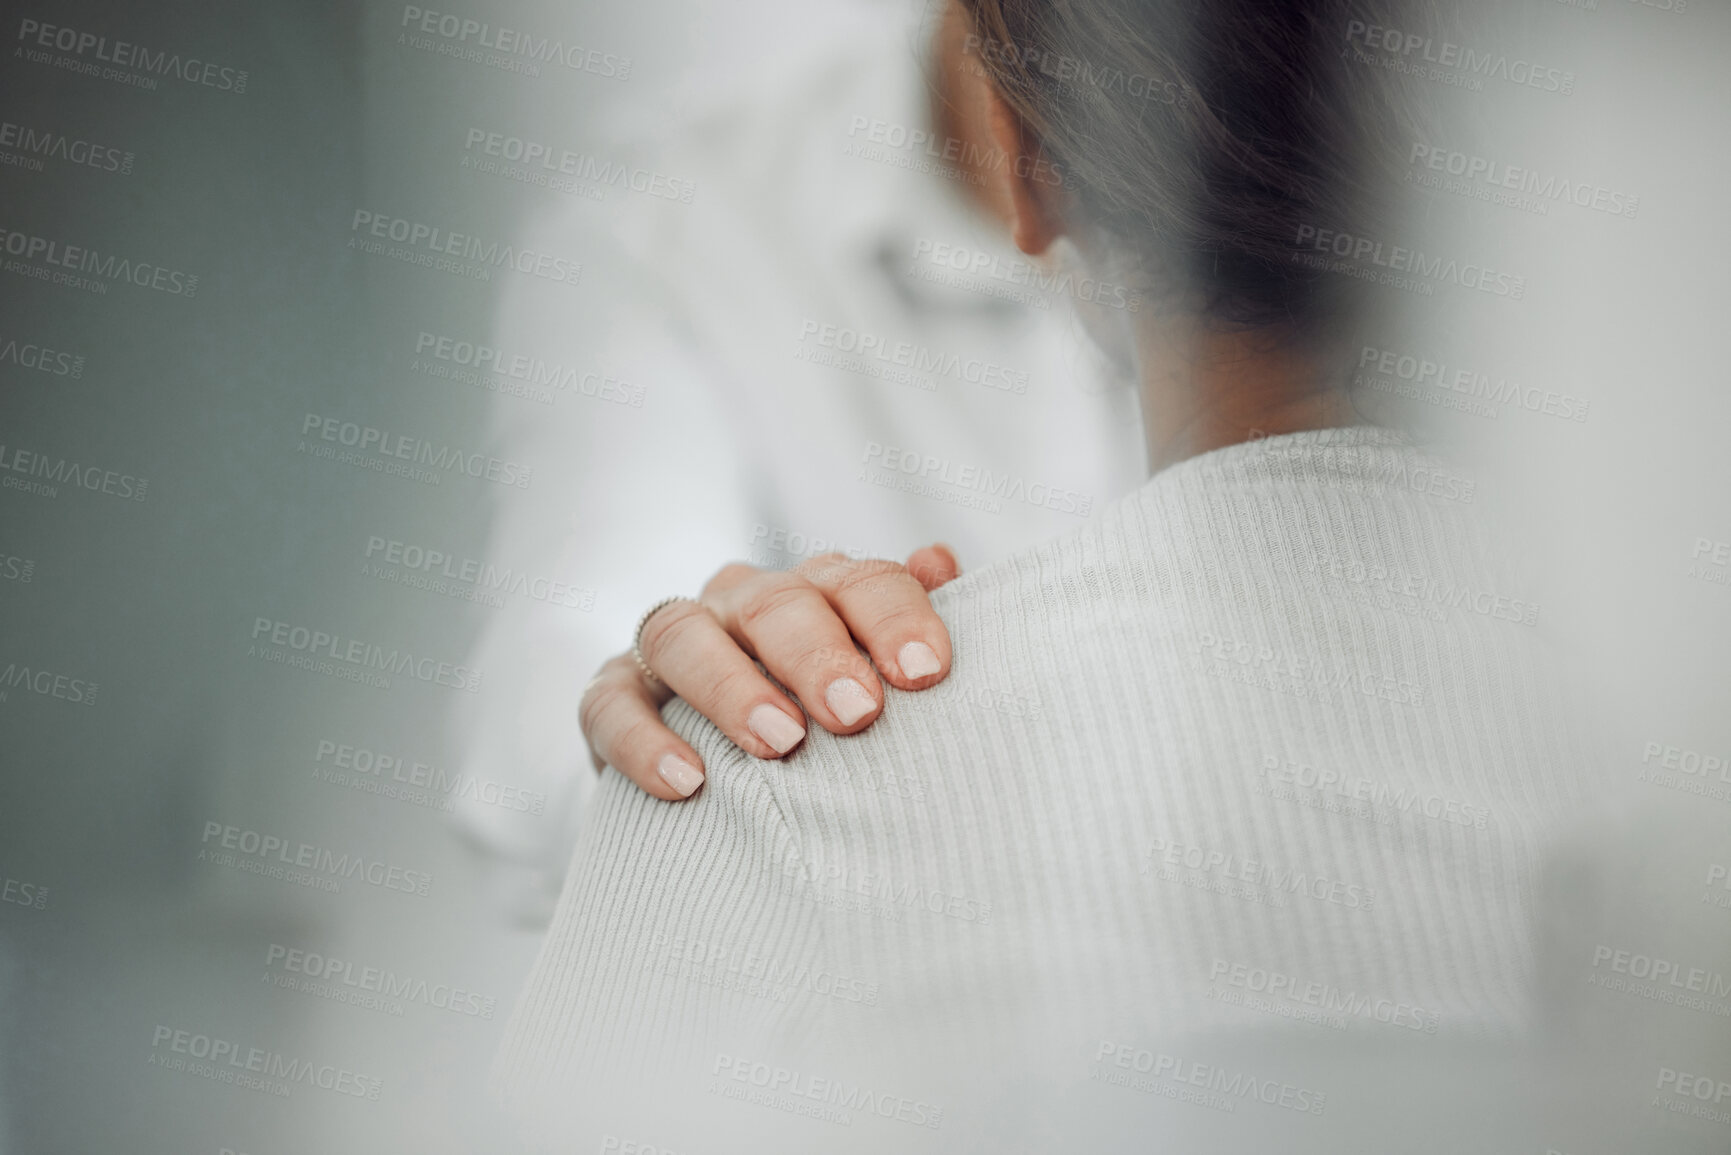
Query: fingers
[
  {"left": 588, "top": 545, "right": 962, "bottom": 802},
  {"left": 795, "top": 554, "right": 953, "bottom": 691},
  {"left": 906, "top": 543, "right": 961, "bottom": 591},
  {"left": 578, "top": 655, "right": 708, "bottom": 800},
  {"left": 705, "top": 554, "right": 952, "bottom": 723},
  {"left": 636, "top": 598, "right": 811, "bottom": 759},
  {"left": 701, "top": 567, "right": 888, "bottom": 735}
]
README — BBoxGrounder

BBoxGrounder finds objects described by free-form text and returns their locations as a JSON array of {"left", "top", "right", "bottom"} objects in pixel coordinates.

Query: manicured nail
[
  {"left": 656, "top": 753, "right": 704, "bottom": 797},
  {"left": 825, "top": 677, "right": 877, "bottom": 727},
  {"left": 898, "top": 641, "right": 942, "bottom": 680},
  {"left": 749, "top": 703, "right": 806, "bottom": 754}
]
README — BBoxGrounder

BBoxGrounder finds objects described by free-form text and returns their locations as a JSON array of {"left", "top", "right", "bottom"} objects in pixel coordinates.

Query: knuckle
[
  {"left": 793, "top": 551, "right": 854, "bottom": 585},
  {"left": 610, "top": 714, "right": 665, "bottom": 768},
  {"left": 798, "top": 642, "right": 865, "bottom": 684},
  {"left": 702, "top": 562, "right": 760, "bottom": 597},
  {"left": 600, "top": 653, "right": 639, "bottom": 679},
  {"left": 577, "top": 681, "right": 631, "bottom": 741},
  {"left": 831, "top": 558, "right": 907, "bottom": 599},
  {"left": 906, "top": 556, "right": 948, "bottom": 586},
  {"left": 708, "top": 663, "right": 770, "bottom": 711},
  {"left": 863, "top": 602, "right": 932, "bottom": 640},
  {"left": 736, "top": 575, "right": 817, "bottom": 632},
  {"left": 638, "top": 601, "right": 711, "bottom": 663}
]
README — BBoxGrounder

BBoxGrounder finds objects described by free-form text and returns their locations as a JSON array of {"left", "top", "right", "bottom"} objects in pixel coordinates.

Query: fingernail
[
  {"left": 898, "top": 641, "right": 942, "bottom": 680},
  {"left": 749, "top": 704, "right": 806, "bottom": 754},
  {"left": 825, "top": 677, "right": 877, "bottom": 727},
  {"left": 656, "top": 753, "right": 704, "bottom": 797}
]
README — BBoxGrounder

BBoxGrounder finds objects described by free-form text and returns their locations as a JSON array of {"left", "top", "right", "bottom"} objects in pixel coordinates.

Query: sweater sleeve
[{"left": 489, "top": 699, "right": 825, "bottom": 1120}]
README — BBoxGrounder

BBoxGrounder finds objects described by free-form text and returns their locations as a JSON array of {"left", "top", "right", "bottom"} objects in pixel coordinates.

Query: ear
[{"left": 983, "top": 88, "right": 1067, "bottom": 257}]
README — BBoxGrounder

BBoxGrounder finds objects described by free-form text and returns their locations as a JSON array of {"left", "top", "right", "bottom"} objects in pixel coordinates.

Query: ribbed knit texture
[{"left": 491, "top": 427, "right": 1589, "bottom": 1150}]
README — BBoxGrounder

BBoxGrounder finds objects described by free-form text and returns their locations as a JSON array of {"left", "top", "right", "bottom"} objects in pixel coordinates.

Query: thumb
[{"left": 906, "top": 543, "right": 961, "bottom": 591}]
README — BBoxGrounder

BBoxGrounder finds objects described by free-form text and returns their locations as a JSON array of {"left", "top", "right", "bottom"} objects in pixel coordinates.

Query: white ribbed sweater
[{"left": 492, "top": 427, "right": 1589, "bottom": 1153}]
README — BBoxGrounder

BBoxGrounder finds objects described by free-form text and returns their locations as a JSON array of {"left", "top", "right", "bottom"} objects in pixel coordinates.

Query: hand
[{"left": 579, "top": 545, "right": 960, "bottom": 800}]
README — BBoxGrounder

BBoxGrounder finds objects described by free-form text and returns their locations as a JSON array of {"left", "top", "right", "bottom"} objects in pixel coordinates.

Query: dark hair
[{"left": 957, "top": 0, "right": 1421, "bottom": 338}]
